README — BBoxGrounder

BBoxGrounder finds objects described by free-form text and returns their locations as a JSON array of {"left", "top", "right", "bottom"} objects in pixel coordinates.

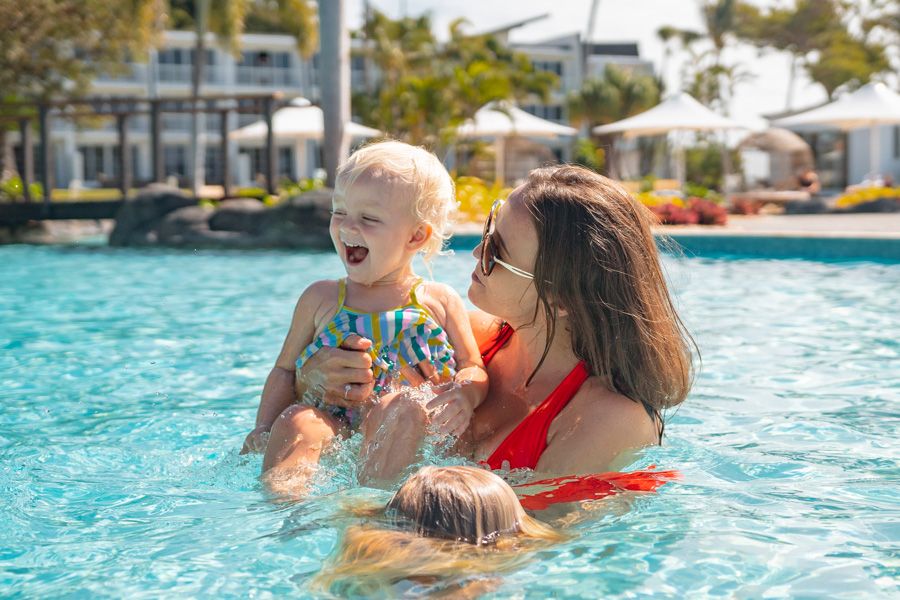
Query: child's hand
[
  {"left": 240, "top": 425, "right": 270, "bottom": 454},
  {"left": 425, "top": 381, "right": 478, "bottom": 437}
]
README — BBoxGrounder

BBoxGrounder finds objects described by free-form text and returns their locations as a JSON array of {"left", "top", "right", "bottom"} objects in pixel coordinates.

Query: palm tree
[
  {"left": 132, "top": 0, "right": 317, "bottom": 195},
  {"left": 567, "top": 65, "right": 660, "bottom": 178}
]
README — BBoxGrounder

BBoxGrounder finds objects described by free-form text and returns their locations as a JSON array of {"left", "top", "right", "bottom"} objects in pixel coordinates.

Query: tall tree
[
  {"left": 352, "top": 10, "right": 556, "bottom": 153},
  {"left": 737, "top": 0, "right": 891, "bottom": 105},
  {"left": 0, "top": 0, "right": 142, "bottom": 179},
  {"left": 567, "top": 65, "right": 661, "bottom": 178},
  {"left": 133, "top": 0, "right": 318, "bottom": 195}
]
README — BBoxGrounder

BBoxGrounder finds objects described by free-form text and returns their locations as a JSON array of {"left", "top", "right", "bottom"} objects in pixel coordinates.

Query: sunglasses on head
[{"left": 479, "top": 199, "right": 535, "bottom": 280}]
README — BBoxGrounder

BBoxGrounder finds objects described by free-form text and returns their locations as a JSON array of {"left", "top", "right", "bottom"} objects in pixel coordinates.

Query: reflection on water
[{"left": 0, "top": 246, "right": 897, "bottom": 598}]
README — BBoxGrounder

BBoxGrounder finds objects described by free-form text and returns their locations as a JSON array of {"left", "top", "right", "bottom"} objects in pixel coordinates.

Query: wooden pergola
[{"left": 0, "top": 93, "right": 286, "bottom": 207}]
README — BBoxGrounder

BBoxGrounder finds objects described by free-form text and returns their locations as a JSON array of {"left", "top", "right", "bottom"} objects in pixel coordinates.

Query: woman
[{"left": 262, "top": 165, "right": 695, "bottom": 483}]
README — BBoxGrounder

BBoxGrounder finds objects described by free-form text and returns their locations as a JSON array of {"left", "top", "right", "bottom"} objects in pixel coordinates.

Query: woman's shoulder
[{"left": 541, "top": 376, "right": 658, "bottom": 473}]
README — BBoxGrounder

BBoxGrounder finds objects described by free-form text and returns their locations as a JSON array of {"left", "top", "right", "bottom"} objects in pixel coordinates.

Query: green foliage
[
  {"left": 735, "top": 0, "right": 891, "bottom": 100},
  {"left": 352, "top": 10, "right": 556, "bottom": 151},
  {"left": 454, "top": 176, "right": 512, "bottom": 222},
  {"left": 0, "top": 0, "right": 142, "bottom": 100},
  {"left": 567, "top": 65, "right": 661, "bottom": 130},
  {"left": 0, "top": 176, "right": 43, "bottom": 202},
  {"left": 279, "top": 176, "right": 324, "bottom": 196},
  {"left": 572, "top": 139, "right": 605, "bottom": 174},
  {"left": 685, "top": 144, "right": 743, "bottom": 191}
]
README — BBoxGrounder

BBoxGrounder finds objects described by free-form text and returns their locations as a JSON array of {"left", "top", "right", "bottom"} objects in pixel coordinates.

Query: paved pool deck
[
  {"left": 656, "top": 213, "right": 900, "bottom": 240},
  {"left": 453, "top": 213, "right": 900, "bottom": 260}
]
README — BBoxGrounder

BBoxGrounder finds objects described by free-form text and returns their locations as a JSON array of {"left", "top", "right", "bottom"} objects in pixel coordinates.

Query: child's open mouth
[{"left": 345, "top": 243, "right": 369, "bottom": 266}]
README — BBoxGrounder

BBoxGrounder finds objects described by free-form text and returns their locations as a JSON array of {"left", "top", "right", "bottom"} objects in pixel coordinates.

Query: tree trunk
[
  {"left": 785, "top": 56, "right": 797, "bottom": 111},
  {"left": 319, "top": 0, "right": 350, "bottom": 187},
  {"left": 190, "top": 0, "right": 210, "bottom": 197},
  {"left": 0, "top": 129, "right": 12, "bottom": 180}
]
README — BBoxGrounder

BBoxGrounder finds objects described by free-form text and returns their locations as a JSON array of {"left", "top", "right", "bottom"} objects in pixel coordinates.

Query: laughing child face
[{"left": 329, "top": 172, "right": 431, "bottom": 287}]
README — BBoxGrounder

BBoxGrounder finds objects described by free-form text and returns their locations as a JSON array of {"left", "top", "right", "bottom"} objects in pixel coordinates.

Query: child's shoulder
[
  {"left": 295, "top": 279, "right": 342, "bottom": 324},
  {"left": 414, "top": 280, "right": 465, "bottom": 326},
  {"left": 415, "top": 280, "right": 462, "bottom": 306}
]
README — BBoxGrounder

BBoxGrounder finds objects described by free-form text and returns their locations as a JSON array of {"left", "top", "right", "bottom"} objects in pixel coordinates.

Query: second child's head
[{"left": 332, "top": 141, "right": 455, "bottom": 286}]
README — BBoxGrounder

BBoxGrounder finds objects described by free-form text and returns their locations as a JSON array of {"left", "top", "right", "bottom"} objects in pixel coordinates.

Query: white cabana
[
  {"left": 593, "top": 92, "right": 744, "bottom": 183},
  {"left": 774, "top": 82, "right": 900, "bottom": 179},
  {"left": 230, "top": 98, "right": 380, "bottom": 180},
  {"left": 457, "top": 101, "right": 577, "bottom": 184}
]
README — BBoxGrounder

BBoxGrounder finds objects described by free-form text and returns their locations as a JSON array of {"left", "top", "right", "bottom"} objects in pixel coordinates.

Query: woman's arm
[{"left": 535, "top": 382, "right": 660, "bottom": 474}]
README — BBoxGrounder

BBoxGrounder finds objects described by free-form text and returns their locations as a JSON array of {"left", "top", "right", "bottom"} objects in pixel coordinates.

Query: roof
[
  {"left": 478, "top": 14, "right": 549, "bottom": 37},
  {"left": 584, "top": 42, "right": 640, "bottom": 57}
]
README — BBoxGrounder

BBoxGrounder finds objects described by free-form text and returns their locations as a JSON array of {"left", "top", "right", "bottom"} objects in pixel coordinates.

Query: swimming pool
[{"left": 1, "top": 242, "right": 897, "bottom": 598}]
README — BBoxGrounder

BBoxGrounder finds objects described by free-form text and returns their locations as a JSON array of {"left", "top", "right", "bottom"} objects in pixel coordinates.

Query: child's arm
[
  {"left": 241, "top": 281, "right": 333, "bottom": 454},
  {"left": 425, "top": 285, "right": 489, "bottom": 437}
]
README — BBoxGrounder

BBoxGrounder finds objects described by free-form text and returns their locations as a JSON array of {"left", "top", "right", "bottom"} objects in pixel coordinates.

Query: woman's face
[{"left": 468, "top": 186, "right": 540, "bottom": 325}]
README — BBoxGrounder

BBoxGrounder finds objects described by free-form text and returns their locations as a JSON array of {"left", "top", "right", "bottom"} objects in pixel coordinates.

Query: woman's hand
[{"left": 297, "top": 334, "right": 377, "bottom": 409}]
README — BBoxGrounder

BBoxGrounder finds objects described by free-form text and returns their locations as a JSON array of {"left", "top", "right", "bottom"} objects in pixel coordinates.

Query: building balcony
[{"left": 235, "top": 66, "right": 299, "bottom": 88}]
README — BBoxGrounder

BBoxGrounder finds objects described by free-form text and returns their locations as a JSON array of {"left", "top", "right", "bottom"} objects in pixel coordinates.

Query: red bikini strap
[{"left": 480, "top": 322, "right": 513, "bottom": 365}]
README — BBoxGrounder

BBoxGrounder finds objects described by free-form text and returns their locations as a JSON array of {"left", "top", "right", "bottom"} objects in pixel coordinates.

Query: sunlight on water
[{"left": 0, "top": 244, "right": 898, "bottom": 598}]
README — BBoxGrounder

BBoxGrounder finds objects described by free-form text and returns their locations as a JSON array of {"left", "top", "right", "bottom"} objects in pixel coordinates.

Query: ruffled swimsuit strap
[
  {"left": 335, "top": 278, "right": 348, "bottom": 311},
  {"left": 407, "top": 277, "right": 425, "bottom": 308}
]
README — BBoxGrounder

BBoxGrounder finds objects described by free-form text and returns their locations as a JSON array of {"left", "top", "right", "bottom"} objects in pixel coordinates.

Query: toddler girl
[{"left": 242, "top": 141, "right": 488, "bottom": 482}]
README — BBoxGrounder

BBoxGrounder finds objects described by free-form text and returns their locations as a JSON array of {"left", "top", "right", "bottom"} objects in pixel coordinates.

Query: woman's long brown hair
[{"left": 519, "top": 165, "right": 697, "bottom": 439}]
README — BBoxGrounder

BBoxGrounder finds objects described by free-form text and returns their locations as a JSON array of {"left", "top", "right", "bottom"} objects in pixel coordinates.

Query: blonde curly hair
[{"left": 334, "top": 140, "right": 456, "bottom": 262}]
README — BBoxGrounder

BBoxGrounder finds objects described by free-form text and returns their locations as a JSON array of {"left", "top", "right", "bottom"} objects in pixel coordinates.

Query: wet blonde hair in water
[
  {"left": 312, "top": 466, "right": 564, "bottom": 595},
  {"left": 334, "top": 140, "right": 456, "bottom": 262}
]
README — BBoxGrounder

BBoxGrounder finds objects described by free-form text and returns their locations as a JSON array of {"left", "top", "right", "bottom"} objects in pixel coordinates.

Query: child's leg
[
  {"left": 358, "top": 390, "right": 428, "bottom": 488},
  {"left": 261, "top": 404, "right": 340, "bottom": 494}
]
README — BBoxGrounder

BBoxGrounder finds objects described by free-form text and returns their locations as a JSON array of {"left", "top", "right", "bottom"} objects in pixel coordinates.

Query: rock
[
  {"left": 109, "top": 186, "right": 196, "bottom": 246},
  {"left": 208, "top": 198, "right": 267, "bottom": 235},
  {"left": 107, "top": 185, "right": 334, "bottom": 249},
  {"left": 784, "top": 197, "right": 828, "bottom": 214},
  {"left": 257, "top": 189, "right": 334, "bottom": 249},
  {"left": 157, "top": 205, "right": 255, "bottom": 248}
]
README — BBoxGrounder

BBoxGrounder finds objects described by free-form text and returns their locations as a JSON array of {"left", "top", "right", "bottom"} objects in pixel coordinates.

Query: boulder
[
  {"left": 257, "top": 189, "right": 334, "bottom": 249},
  {"left": 784, "top": 197, "right": 828, "bottom": 214},
  {"left": 109, "top": 186, "right": 196, "bottom": 246},
  {"left": 208, "top": 198, "right": 267, "bottom": 235},
  {"left": 157, "top": 205, "right": 255, "bottom": 248},
  {"left": 108, "top": 186, "right": 334, "bottom": 249}
]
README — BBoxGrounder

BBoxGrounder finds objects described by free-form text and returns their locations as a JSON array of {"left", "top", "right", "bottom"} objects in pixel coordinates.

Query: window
[
  {"left": 164, "top": 145, "right": 187, "bottom": 178},
  {"left": 279, "top": 147, "right": 293, "bottom": 179},
  {"left": 894, "top": 126, "right": 899, "bottom": 159},
  {"left": 79, "top": 146, "right": 106, "bottom": 182},
  {"left": 522, "top": 104, "right": 564, "bottom": 123},
  {"left": 531, "top": 60, "right": 563, "bottom": 77}
]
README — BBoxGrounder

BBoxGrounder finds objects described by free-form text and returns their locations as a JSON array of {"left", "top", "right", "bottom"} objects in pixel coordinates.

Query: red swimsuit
[{"left": 480, "top": 323, "right": 589, "bottom": 471}]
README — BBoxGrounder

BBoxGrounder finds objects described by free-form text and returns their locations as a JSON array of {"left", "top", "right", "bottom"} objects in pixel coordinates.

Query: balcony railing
[
  {"left": 236, "top": 66, "right": 298, "bottom": 87},
  {"left": 158, "top": 63, "right": 222, "bottom": 84}
]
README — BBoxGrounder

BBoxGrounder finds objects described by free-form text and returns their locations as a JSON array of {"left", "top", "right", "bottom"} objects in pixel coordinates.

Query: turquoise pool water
[{"left": 1, "top": 243, "right": 898, "bottom": 598}]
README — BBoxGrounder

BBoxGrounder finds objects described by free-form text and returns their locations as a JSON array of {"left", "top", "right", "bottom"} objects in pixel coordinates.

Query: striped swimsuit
[{"left": 296, "top": 278, "right": 456, "bottom": 427}]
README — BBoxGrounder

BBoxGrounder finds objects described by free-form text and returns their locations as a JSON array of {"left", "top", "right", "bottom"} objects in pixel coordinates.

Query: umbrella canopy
[
  {"left": 592, "top": 92, "right": 743, "bottom": 137},
  {"left": 229, "top": 98, "right": 381, "bottom": 142},
  {"left": 738, "top": 128, "right": 812, "bottom": 155},
  {"left": 774, "top": 82, "right": 900, "bottom": 179},
  {"left": 457, "top": 101, "right": 577, "bottom": 138},
  {"left": 773, "top": 82, "right": 900, "bottom": 130}
]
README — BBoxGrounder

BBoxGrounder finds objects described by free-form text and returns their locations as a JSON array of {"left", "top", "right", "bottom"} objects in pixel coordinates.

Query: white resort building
[{"left": 10, "top": 17, "right": 655, "bottom": 190}]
